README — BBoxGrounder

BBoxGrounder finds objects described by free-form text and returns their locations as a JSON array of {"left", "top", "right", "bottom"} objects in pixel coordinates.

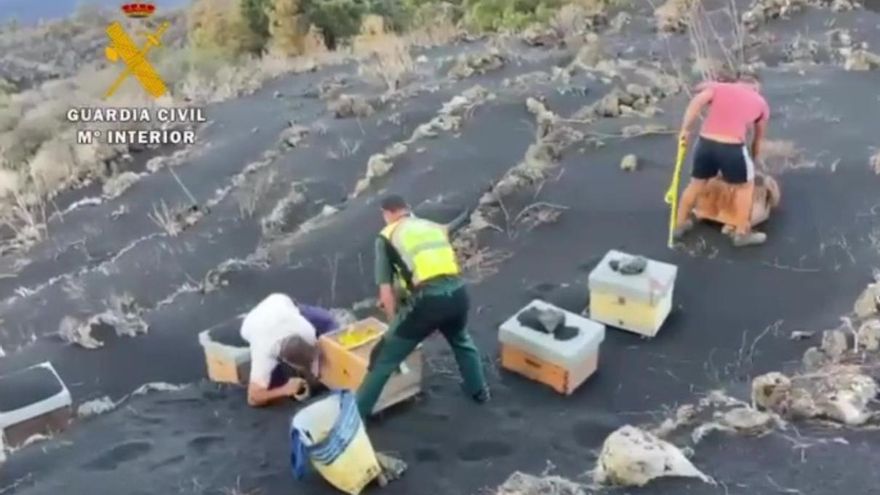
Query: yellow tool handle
[{"left": 665, "top": 136, "right": 688, "bottom": 248}]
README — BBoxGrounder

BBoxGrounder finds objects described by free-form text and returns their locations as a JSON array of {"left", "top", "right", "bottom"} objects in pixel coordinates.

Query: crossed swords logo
[{"left": 103, "top": 20, "right": 171, "bottom": 100}]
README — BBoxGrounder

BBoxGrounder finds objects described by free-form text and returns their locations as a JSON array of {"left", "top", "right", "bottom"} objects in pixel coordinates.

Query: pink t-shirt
[{"left": 697, "top": 82, "right": 769, "bottom": 143}]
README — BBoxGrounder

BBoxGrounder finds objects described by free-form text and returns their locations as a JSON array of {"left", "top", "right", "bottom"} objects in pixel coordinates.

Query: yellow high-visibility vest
[{"left": 380, "top": 216, "right": 460, "bottom": 286}]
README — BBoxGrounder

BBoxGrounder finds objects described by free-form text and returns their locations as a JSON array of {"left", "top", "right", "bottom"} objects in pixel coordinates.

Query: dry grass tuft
[
  {"left": 452, "top": 230, "right": 512, "bottom": 284},
  {"left": 265, "top": 0, "right": 309, "bottom": 57},
  {"left": 685, "top": 0, "right": 746, "bottom": 82},
  {"left": 235, "top": 168, "right": 277, "bottom": 218},
  {"left": 0, "top": 191, "right": 47, "bottom": 254},
  {"left": 407, "top": 4, "right": 462, "bottom": 47},
  {"left": 353, "top": 15, "right": 414, "bottom": 92},
  {"left": 759, "top": 139, "right": 814, "bottom": 174},
  {"left": 147, "top": 200, "right": 202, "bottom": 237}
]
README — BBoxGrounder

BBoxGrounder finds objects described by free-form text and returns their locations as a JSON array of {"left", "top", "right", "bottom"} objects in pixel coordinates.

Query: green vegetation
[
  {"left": 464, "top": 0, "right": 561, "bottom": 31},
  {"left": 190, "top": 0, "right": 618, "bottom": 58}
]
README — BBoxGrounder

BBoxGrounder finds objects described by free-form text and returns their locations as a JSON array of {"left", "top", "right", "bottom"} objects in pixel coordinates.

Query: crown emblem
[{"left": 121, "top": 3, "right": 156, "bottom": 18}]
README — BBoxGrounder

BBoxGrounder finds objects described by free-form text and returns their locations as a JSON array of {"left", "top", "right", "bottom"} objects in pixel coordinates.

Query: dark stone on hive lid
[
  {"left": 553, "top": 326, "right": 580, "bottom": 341},
  {"left": 208, "top": 321, "right": 249, "bottom": 348},
  {"left": 0, "top": 365, "right": 64, "bottom": 413},
  {"left": 517, "top": 307, "right": 567, "bottom": 335}
]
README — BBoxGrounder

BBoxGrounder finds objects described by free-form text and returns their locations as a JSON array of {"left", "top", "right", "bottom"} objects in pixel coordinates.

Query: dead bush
[
  {"left": 28, "top": 139, "right": 77, "bottom": 196},
  {"left": 302, "top": 24, "right": 329, "bottom": 55},
  {"left": 655, "top": 0, "right": 693, "bottom": 33},
  {"left": 552, "top": 2, "right": 608, "bottom": 44},
  {"left": 759, "top": 139, "right": 813, "bottom": 174},
  {"left": 408, "top": 2, "right": 462, "bottom": 47},
  {"left": 188, "top": 0, "right": 262, "bottom": 57},
  {"left": 0, "top": 169, "right": 20, "bottom": 199},
  {"left": 686, "top": 0, "right": 747, "bottom": 82},
  {"left": 0, "top": 192, "right": 47, "bottom": 254},
  {"left": 0, "top": 100, "right": 67, "bottom": 169},
  {"left": 266, "top": 0, "right": 308, "bottom": 57},
  {"left": 354, "top": 15, "right": 414, "bottom": 92}
]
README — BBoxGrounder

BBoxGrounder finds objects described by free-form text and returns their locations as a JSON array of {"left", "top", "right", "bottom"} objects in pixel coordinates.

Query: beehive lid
[
  {"left": 0, "top": 362, "right": 71, "bottom": 429},
  {"left": 323, "top": 317, "right": 387, "bottom": 351},
  {"left": 199, "top": 327, "right": 250, "bottom": 364},
  {"left": 498, "top": 299, "right": 605, "bottom": 370},
  {"left": 588, "top": 250, "right": 677, "bottom": 305}
]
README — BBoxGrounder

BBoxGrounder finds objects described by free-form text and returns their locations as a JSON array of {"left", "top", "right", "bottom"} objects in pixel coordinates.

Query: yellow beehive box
[
  {"left": 198, "top": 327, "right": 251, "bottom": 385},
  {"left": 318, "top": 317, "right": 423, "bottom": 415},
  {"left": 588, "top": 250, "right": 677, "bottom": 337},
  {"left": 498, "top": 300, "right": 605, "bottom": 395}
]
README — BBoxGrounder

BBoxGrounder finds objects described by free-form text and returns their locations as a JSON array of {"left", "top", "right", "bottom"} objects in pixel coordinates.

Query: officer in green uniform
[{"left": 356, "top": 195, "right": 490, "bottom": 418}]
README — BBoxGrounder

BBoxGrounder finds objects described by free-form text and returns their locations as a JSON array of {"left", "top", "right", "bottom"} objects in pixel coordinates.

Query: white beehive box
[
  {"left": 0, "top": 362, "right": 72, "bottom": 447},
  {"left": 588, "top": 250, "right": 678, "bottom": 337},
  {"left": 498, "top": 299, "right": 605, "bottom": 394}
]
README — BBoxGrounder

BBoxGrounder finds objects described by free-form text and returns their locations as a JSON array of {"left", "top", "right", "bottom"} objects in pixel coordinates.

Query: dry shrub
[
  {"left": 553, "top": 4, "right": 590, "bottom": 39},
  {"left": 407, "top": 3, "right": 462, "bottom": 47},
  {"left": 759, "top": 139, "right": 813, "bottom": 174},
  {"left": 0, "top": 192, "right": 47, "bottom": 254},
  {"left": 655, "top": 0, "right": 693, "bottom": 33},
  {"left": 302, "top": 24, "right": 329, "bottom": 55},
  {"left": 685, "top": 0, "right": 746, "bottom": 82},
  {"left": 0, "top": 99, "right": 67, "bottom": 169},
  {"left": 870, "top": 149, "right": 880, "bottom": 175},
  {"left": 266, "top": 0, "right": 308, "bottom": 57},
  {"left": 28, "top": 140, "right": 77, "bottom": 196},
  {"left": 188, "top": 0, "right": 261, "bottom": 57},
  {"left": 177, "top": 53, "right": 319, "bottom": 103},
  {"left": 354, "top": 15, "right": 414, "bottom": 92},
  {"left": 0, "top": 169, "right": 20, "bottom": 200}
]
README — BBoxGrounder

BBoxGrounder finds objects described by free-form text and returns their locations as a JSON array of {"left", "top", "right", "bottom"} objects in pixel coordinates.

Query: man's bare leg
[
  {"left": 673, "top": 179, "right": 706, "bottom": 239},
  {"left": 731, "top": 181, "right": 766, "bottom": 246}
]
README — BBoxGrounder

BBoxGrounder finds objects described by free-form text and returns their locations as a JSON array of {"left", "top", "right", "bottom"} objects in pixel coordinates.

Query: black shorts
[{"left": 691, "top": 137, "right": 755, "bottom": 184}]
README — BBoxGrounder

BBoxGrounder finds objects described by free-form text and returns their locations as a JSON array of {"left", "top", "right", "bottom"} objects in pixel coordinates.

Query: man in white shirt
[{"left": 241, "top": 293, "right": 331, "bottom": 407}]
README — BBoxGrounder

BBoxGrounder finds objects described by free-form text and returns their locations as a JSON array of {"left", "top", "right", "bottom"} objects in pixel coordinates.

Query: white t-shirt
[{"left": 240, "top": 293, "right": 317, "bottom": 388}]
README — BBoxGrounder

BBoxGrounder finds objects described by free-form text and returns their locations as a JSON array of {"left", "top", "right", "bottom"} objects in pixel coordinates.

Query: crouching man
[{"left": 241, "top": 293, "right": 338, "bottom": 407}]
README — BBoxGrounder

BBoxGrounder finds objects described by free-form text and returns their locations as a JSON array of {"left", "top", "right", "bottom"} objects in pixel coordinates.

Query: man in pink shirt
[{"left": 673, "top": 72, "right": 770, "bottom": 247}]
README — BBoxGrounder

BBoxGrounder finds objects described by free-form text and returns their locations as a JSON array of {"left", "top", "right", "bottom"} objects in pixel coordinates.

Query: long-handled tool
[{"left": 664, "top": 136, "right": 688, "bottom": 248}]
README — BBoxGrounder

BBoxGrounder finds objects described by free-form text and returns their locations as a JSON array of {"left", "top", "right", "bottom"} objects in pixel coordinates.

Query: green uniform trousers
[{"left": 356, "top": 280, "right": 487, "bottom": 418}]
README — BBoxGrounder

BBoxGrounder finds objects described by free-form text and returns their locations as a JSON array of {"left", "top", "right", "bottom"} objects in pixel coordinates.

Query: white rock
[
  {"left": 817, "top": 373, "right": 877, "bottom": 425},
  {"left": 751, "top": 372, "right": 791, "bottom": 410},
  {"left": 497, "top": 471, "right": 587, "bottom": 495},
  {"left": 858, "top": 319, "right": 880, "bottom": 351},
  {"left": 718, "top": 407, "right": 776, "bottom": 435},
  {"left": 802, "top": 346, "right": 828, "bottom": 371},
  {"left": 821, "top": 329, "right": 848, "bottom": 360},
  {"left": 77, "top": 396, "right": 118, "bottom": 418},
  {"left": 594, "top": 425, "right": 714, "bottom": 487},
  {"left": 854, "top": 282, "right": 880, "bottom": 318},
  {"left": 620, "top": 154, "right": 638, "bottom": 171}
]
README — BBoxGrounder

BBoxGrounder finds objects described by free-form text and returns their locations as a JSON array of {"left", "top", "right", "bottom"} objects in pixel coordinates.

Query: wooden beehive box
[
  {"left": 588, "top": 250, "right": 677, "bottom": 338},
  {"left": 199, "top": 324, "right": 251, "bottom": 385},
  {"left": 0, "top": 362, "right": 72, "bottom": 447},
  {"left": 318, "top": 317, "right": 423, "bottom": 416},
  {"left": 498, "top": 300, "right": 605, "bottom": 395},
  {"left": 693, "top": 173, "right": 780, "bottom": 229}
]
